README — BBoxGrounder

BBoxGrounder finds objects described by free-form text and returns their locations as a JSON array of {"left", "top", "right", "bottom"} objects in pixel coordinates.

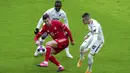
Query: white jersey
[
  {"left": 87, "top": 19, "right": 104, "bottom": 43},
  {"left": 80, "top": 19, "right": 104, "bottom": 55},
  {"left": 36, "top": 8, "right": 69, "bottom": 28}
]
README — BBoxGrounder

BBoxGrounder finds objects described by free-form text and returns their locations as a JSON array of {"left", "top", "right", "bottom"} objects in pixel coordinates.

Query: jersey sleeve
[
  {"left": 61, "top": 24, "right": 73, "bottom": 42},
  {"left": 34, "top": 25, "right": 46, "bottom": 41},
  {"left": 61, "top": 11, "right": 69, "bottom": 27},
  {"left": 55, "top": 21, "right": 73, "bottom": 42},
  {"left": 36, "top": 17, "right": 43, "bottom": 29}
]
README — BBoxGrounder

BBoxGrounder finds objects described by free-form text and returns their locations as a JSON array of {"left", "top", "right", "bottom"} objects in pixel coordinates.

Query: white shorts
[{"left": 81, "top": 35, "right": 104, "bottom": 55}]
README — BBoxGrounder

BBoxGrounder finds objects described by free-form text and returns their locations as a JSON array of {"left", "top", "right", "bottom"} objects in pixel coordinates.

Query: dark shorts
[{"left": 53, "top": 38, "right": 69, "bottom": 54}]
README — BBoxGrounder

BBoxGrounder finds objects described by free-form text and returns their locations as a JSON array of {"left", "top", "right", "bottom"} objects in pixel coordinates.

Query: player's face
[
  {"left": 43, "top": 18, "right": 51, "bottom": 26},
  {"left": 82, "top": 16, "right": 91, "bottom": 24},
  {"left": 55, "top": 3, "right": 62, "bottom": 12}
]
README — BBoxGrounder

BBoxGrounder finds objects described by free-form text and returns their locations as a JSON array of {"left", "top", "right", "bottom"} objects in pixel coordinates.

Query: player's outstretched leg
[
  {"left": 77, "top": 45, "right": 84, "bottom": 67},
  {"left": 37, "top": 45, "right": 52, "bottom": 67},
  {"left": 77, "top": 42, "right": 89, "bottom": 67},
  {"left": 85, "top": 53, "right": 93, "bottom": 73},
  {"left": 65, "top": 47, "right": 73, "bottom": 58},
  {"left": 37, "top": 40, "right": 58, "bottom": 67},
  {"left": 49, "top": 56, "right": 64, "bottom": 72}
]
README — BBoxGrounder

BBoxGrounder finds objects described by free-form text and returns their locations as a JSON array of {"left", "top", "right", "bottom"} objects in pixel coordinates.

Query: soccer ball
[
  {"left": 37, "top": 45, "right": 46, "bottom": 54},
  {"left": 34, "top": 45, "right": 46, "bottom": 56}
]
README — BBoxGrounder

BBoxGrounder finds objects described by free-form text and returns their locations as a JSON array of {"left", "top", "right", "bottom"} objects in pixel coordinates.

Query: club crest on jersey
[
  {"left": 94, "top": 29, "right": 96, "bottom": 32},
  {"left": 54, "top": 27, "right": 57, "bottom": 30},
  {"left": 53, "top": 18, "right": 59, "bottom": 20},
  {"left": 47, "top": 30, "right": 49, "bottom": 33}
]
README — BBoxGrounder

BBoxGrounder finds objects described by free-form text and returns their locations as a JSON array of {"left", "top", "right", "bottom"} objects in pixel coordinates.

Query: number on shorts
[{"left": 92, "top": 45, "right": 96, "bottom": 50}]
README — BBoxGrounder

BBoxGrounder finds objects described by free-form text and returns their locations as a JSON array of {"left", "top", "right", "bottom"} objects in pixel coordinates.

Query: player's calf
[
  {"left": 65, "top": 47, "right": 73, "bottom": 58},
  {"left": 77, "top": 44, "right": 86, "bottom": 67},
  {"left": 49, "top": 55, "right": 64, "bottom": 72},
  {"left": 49, "top": 56, "right": 60, "bottom": 66},
  {"left": 87, "top": 53, "right": 94, "bottom": 72},
  {"left": 80, "top": 43, "right": 89, "bottom": 60}
]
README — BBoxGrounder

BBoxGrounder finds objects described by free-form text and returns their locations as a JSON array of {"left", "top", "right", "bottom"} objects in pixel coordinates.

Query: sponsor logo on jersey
[
  {"left": 53, "top": 18, "right": 59, "bottom": 20},
  {"left": 59, "top": 14, "right": 61, "bottom": 16},
  {"left": 54, "top": 27, "right": 57, "bottom": 30}
]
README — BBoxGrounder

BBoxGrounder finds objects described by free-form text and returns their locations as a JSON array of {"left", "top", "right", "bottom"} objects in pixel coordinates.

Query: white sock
[
  {"left": 44, "top": 61, "right": 48, "bottom": 64},
  {"left": 80, "top": 52, "right": 84, "bottom": 60},
  {"left": 80, "top": 44, "right": 86, "bottom": 60},
  {"left": 87, "top": 53, "right": 93, "bottom": 72},
  {"left": 58, "top": 65, "right": 63, "bottom": 67},
  {"left": 39, "top": 37, "right": 45, "bottom": 45},
  {"left": 65, "top": 47, "right": 70, "bottom": 54}
]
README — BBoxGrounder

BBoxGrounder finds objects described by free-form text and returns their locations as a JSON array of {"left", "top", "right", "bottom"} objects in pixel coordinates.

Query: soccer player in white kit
[
  {"left": 34, "top": 1, "right": 73, "bottom": 58},
  {"left": 77, "top": 13, "right": 104, "bottom": 73}
]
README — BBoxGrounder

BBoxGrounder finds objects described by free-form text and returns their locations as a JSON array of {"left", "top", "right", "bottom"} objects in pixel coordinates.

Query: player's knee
[{"left": 80, "top": 44, "right": 86, "bottom": 51}]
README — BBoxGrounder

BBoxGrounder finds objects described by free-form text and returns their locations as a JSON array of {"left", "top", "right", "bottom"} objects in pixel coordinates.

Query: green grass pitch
[{"left": 0, "top": 0, "right": 130, "bottom": 73}]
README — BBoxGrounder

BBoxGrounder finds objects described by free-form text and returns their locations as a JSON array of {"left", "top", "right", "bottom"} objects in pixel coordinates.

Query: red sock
[
  {"left": 49, "top": 55, "right": 60, "bottom": 66},
  {"left": 45, "top": 46, "right": 51, "bottom": 62}
]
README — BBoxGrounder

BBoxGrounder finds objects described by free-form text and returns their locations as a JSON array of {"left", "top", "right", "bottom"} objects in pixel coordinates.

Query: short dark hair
[
  {"left": 82, "top": 13, "right": 90, "bottom": 18},
  {"left": 55, "top": 0, "right": 62, "bottom": 6},
  {"left": 55, "top": 0, "right": 62, "bottom": 4},
  {"left": 42, "top": 14, "right": 49, "bottom": 20}
]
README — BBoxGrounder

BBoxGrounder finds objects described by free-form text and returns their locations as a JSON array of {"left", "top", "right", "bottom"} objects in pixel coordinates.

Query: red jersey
[{"left": 34, "top": 20, "right": 73, "bottom": 42}]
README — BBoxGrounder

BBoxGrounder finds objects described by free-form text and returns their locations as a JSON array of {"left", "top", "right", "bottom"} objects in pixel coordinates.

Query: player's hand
[
  {"left": 34, "top": 28, "right": 39, "bottom": 35},
  {"left": 71, "top": 41, "right": 75, "bottom": 45},
  {"left": 35, "top": 40, "right": 40, "bottom": 46}
]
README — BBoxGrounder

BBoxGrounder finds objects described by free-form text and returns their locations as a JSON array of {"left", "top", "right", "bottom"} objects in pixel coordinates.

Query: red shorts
[{"left": 53, "top": 38, "right": 69, "bottom": 54}]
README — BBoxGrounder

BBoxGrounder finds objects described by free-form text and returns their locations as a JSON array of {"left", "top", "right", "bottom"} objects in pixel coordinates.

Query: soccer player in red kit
[{"left": 34, "top": 14, "right": 75, "bottom": 72}]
